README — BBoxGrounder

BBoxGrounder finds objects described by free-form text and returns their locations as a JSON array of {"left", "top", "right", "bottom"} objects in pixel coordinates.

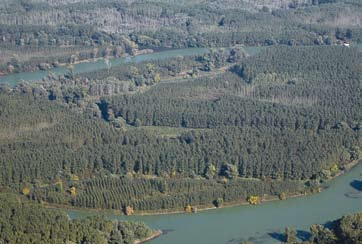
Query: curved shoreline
[
  {"left": 0, "top": 48, "right": 155, "bottom": 76},
  {"left": 0, "top": 47, "right": 210, "bottom": 86},
  {"left": 134, "top": 230, "right": 163, "bottom": 244},
  {"left": 43, "top": 159, "right": 361, "bottom": 217}
]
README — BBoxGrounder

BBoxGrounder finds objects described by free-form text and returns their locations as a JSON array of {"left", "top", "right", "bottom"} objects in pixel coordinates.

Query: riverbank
[
  {"left": 0, "top": 48, "right": 155, "bottom": 76},
  {"left": 56, "top": 48, "right": 155, "bottom": 67},
  {"left": 35, "top": 162, "right": 362, "bottom": 244},
  {"left": 0, "top": 45, "right": 257, "bottom": 81},
  {"left": 43, "top": 190, "right": 302, "bottom": 217},
  {"left": 0, "top": 47, "right": 210, "bottom": 86},
  {"left": 134, "top": 230, "right": 163, "bottom": 244},
  {"left": 44, "top": 159, "right": 361, "bottom": 217}
]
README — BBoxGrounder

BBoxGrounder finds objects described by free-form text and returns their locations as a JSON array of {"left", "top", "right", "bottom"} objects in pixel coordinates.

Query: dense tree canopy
[
  {"left": 0, "top": 0, "right": 360, "bottom": 214},
  {"left": 0, "top": 44, "right": 360, "bottom": 211},
  {"left": 0, "top": 193, "right": 155, "bottom": 244},
  {"left": 0, "top": 0, "right": 361, "bottom": 73},
  {"left": 283, "top": 212, "right": 362, "bottom": 244},
  {"left": 0, "top": 1, "right": 360, "bottom": 243}
]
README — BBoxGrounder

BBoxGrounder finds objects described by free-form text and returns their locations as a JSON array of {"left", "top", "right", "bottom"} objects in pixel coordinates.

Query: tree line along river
[
  {"left": 0, "top": 46, "right": 269, "bottom": 86},
  {"left": 1, "top": 44, "right": 358, "bottom": 87},
  {"left": 1, "top": 45, "right": 361, "bottom": 243},
  {"left": 0, "top": 48, "right": 210, "bottom": 86},
  {"left": 68, "top": 163, "right": 362, "bottom": 244}
]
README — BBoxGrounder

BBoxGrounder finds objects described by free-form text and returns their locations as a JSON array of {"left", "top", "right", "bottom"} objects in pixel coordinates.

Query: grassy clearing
[{"left": 135, "top": 125, "right": 208, "bottom": 138}]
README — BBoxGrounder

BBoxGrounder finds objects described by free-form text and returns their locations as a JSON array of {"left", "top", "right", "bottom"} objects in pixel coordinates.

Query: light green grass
[{"left": 136, "top": 126, "right": 208, "bottom": 138}]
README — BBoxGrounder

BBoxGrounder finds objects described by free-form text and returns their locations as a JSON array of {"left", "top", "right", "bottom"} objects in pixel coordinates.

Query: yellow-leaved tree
[
  {"left": 22, "top": 187, "right": 30, "bottom": 196},
  {"left": 70, "top": 187, "right": 77, "bottom": 197},
  {"left": 72, "top": 175, "right": 79, "bottom": 181},
  {"left": 184, "top": 205, "right": 193, "bottom": 213},
  {"left": 247, "top": 196, "right": 261, "bottom": 205},
  {"left": 125, "top": 206, "right": 134, "bottom": 216}
]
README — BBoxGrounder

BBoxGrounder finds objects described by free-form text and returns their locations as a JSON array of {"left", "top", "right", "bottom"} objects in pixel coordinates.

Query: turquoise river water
[
  {"left": 68, "top": 163, "right": 362, "bottom": 244},
  {"left": 1, "top": 45, "right": 360, "bottom": 243},
  {"left": 0, "top": 48, "right": 210, "bottom": 86}
]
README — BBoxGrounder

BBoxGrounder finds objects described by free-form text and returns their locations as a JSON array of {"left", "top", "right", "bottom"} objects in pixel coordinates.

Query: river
[
  {"left": 0, "top": 44, "right": 360, "bottom": 87},
  {"left": 0, "top": 48, "right": 210, "bottom": 87},
  {"left": 2, "top": 45, "right": 361, "bottom": 243},
  {"left": 68, "top": 163, "right": 362, "bottom": 244}
]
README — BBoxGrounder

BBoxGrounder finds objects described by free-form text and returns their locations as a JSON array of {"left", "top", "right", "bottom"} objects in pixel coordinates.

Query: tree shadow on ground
[
  {"left": 296, "top": 230, "right": 311, "bottom": 241},
  {"left": 268, "top": 232, "right": 284, "bottom": 242},
  {"left": 350, "top": 180, "right": 362, "bottom": 191},
  {"left": 268, "top": 230, "right": 311, "bottom": 242}
]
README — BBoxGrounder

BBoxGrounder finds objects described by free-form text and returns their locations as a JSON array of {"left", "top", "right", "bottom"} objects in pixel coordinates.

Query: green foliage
[
  {"left": 0, "top": 0, "right": 360, "bottom": 240},
  {"left": 204, "top": 163, "right": 217, "bottom": 180},
  {"left": 337, "top": 213, "right": 362, "bottom": 243},
  {"left": 0, "top": 194, "right": 155, "bottom": 244},
  {"left": 285, "top": 227, "right": 297, "bottom": 243},
  {"left": 285, "top": 213, "right": 362, "bottom": 244},
  {"left": 214, "top": 198, "right": 224, "bottom": 208},
  {"left": 309, "top": 224, "right": 337, "bottom": 244},
  {"left": 32, "top": 176, "right": 303, "bottom": 211},
  {"left": 0, "top": 44, "right": 360, "bottom": 211},
  {"left": 221, "top": 163, "right": 239, "bottom": 179},
  {"left": 106, "top": 46, "right": 361, "bottom": 130},
  {"left": 24, "top": 48, "right": 241, "bottom": 103},
  {"left": 1, "top": 0, "right": 361, "bottom": 73}
]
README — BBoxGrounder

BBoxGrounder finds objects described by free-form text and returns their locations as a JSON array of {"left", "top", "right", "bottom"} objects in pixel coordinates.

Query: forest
[
  {"left": 32, "top": 47, "right": 247, "bottom": 101},
  {"left": 0, "top": 44, "right": 360, "bottom": 213},
  {"left": 0, "top": 193, "right": 157, "bottom": 244},
  {"left": 282, "top": 213, "right": 362, "bottom": 244},
  {"left": 0, "top": 0, "right": 361, "bottom": 242},
  {"left": 0, "top": 0, "right": 361, "bottom": 73}
]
